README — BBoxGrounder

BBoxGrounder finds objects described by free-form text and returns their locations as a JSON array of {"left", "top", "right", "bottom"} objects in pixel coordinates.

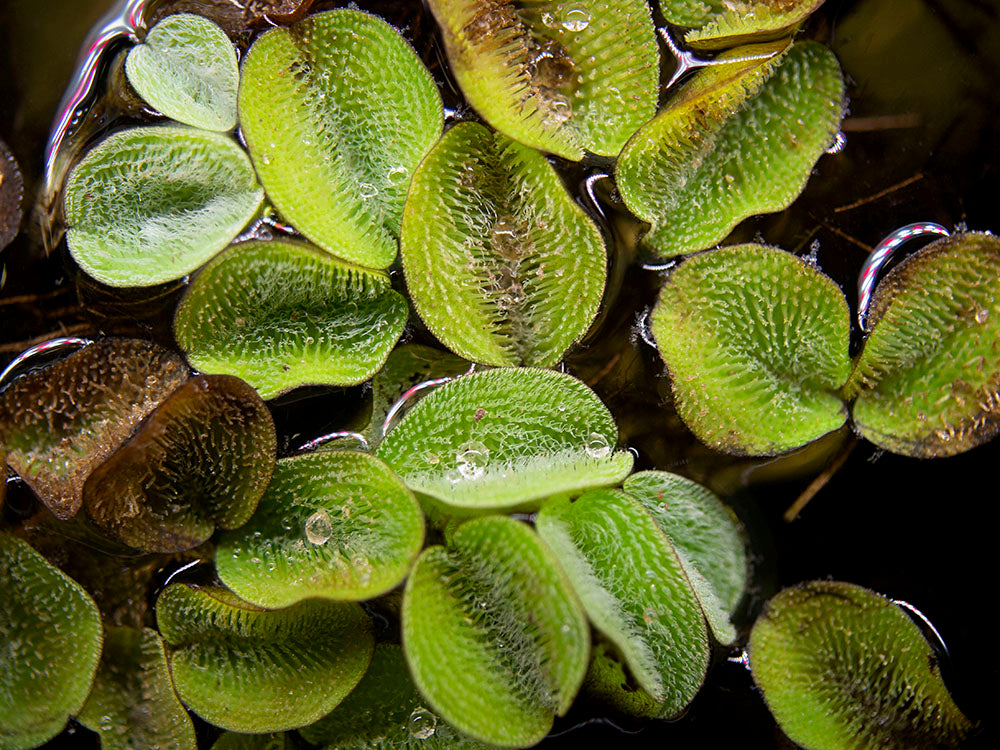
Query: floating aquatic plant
[
  {"left": 0, "top": 137, "right": 23, "bottom": 252},
  {"left": 659, "top": 0, "right": 827, "bottom": 49}
]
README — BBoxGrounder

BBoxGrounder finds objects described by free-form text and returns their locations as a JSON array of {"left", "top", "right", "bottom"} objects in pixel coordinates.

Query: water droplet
[
  {"left": 456, "top": 440, "right": 489, "bottom": 480},
  {"left": 541, "top": 11, "right": 557, "bottom": 28},
  {"left": 408, "top": 707, "right": 437, "bottom": 739},
  {"left": 304, "top": 509, "right": 333, "bottom": 545},
  {"left": 425, "top": 451, "right": 440, "bottom": 465},
  {"left": 387, "top": 165, "right": 409, "bottom": 185},
  {"left": 976, "top": 307, "right": 989, "bottom": 324},
  {"left": 359, "top": 182, "right": 378, "bottom": 199},
  {"left": 562, "top": 9, "right": 590, "bottom": 32},
  {"left": 260, "top": 153, "right": 272, "bottom": 165},
  {"left": 584, "top": 432, "right": 611, "bottom": 458}
]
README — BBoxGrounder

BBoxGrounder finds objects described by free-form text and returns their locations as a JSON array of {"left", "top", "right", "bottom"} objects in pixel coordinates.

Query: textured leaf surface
[
  {"left": 77, "top": 627, "right": 196, "bottom": 750},
  {"left": 157, "top": 584, "right": 373, "bottom": 733},
  {"left": 680, "top": 1, "right": 826, "bottom": 50},
  {"left": 212, "top": 733, "right": 293, "bottom": 750},
  {"left": 216, "top": 451, "right": 424, "bottom": 607},
  {"left": 623, "top": 471, "right": 747, "bottom": 643},
  {"left": 1, "top": 137, "right": 22, "bottom": 252},
  {"left": 618, "top": 41, "right": 844, "bottom": 259},
  {"left": 299, "top": 644, "right": 488, "bottom": 748},
  {"left": 238, "top": 8, "right": 442, "bottom": 268},
  {"left": 537, "top": 490, "right": 709, "bottom": 716},
  {"left": 402, "top": 516, "right": 589, "bottom": 747},
  {"left": 174, "top": 239, "right": 407, "bottom": 399},
  {"left": 401, "top": 122, "right": 606, "bottom": 367},
  {"left": 376, "top": 368, "right": 633, "bottom": 514},
  {"left": 651, "top": 244, "right": 850, "bottom": 455},
  {"left": 64, "top": 125, "right": 263, "bottom": 286},
  {"left": 750, "top": 581, "right": 973, "bottom": 750},
  {"left": 427, "top": 0, "right": 658, "bottom": 159},
  {"left": 126, "top": 13, "right": 239, "bottom": 130},
  {"left": 847, "top": 233, "right": 1000, "bottom": 457},
  {"left": 0, "top": 535, "right": 102, "bottom": 749},
  {"left": 0, "top": 339, "right": 188, "bottom": 519},
  {"left": 83, "top": 375, "right": 276, "bottom": 552}
]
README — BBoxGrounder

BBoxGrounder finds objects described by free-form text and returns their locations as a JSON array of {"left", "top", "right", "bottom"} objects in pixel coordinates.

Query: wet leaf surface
[
  {"left": 0, "top": 137, "right": 23, "bottom": 252},
  {"left": 238, "top": 8, "right": 443, "bottom": 268},
  {"left": 0, "top": 339, "right": 188, "bottom": 520},
  {"left": 82, "top": 374, "right": 276, "bottom": 553},
  {"left": 651, "top": 243, "right": 850, "bottom": 455},
  {"left": 401, "top": 122, "right": 606, "bottom": 368},
  {"left": 427, "top": 0, "right": 658, "bottom": 159},
  {"left": 402, "top": 516, "right": 589, "bottom": 747},
  {"left": 750, "top": 580, "right": 973, "bottom": 750},
  {"left": 0, "top": 534, "right": 102, "bottom": 749},
  {"left": 156, "top": 583, "right": 373, "bottom": 733},
  {"left": 375, "top": 368, "right": 633, "bottom": 516},
  {"left": 678, "top": 1, "right": 826, "bottom": 50},
  {"left": 174, "top": 239, "right": 408, "bottom": 399}
]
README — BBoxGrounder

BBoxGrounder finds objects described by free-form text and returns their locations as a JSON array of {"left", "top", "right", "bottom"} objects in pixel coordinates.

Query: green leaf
[
  {"left": 401, "top": 122, "right": 607, "bottom": 368},
  {"left": 623, "top": 471, "right": 747, "bottom": 644},
  {"left": 375, "top": 368, "right": 633, "bottom": 516},
  {"left": 82, "top": 374, "right": 276, "bottom": 552},
  {"left": 238, "top": 8, "right": 443, "bottom": 268},
  {"left": 125, "top": 13, "right": 239, "bottom": 131},
  {"left": 651, "top": 243, "right": 850, "bottom": 455},
  {"left": 156, "top": 584, "right": 373, "bottom": 733},
  {"left": 77, "top": 627, "right": 197, "bottom": 750},
  {"left": 64, "top": 125, "right": 263, "bottom": 286},
  {"left": 536, "top": 490, "right": 708, "bottom": 716},
  {"left": 617, "top": 41, "right": 844, "bottom": 259},
  {"left": 366, "top": 344, "right": 471, "bottom": 449},
  {"left": 216, "top": 451, "right": 424, "bottom": 608},
  {"left": 212, "top": 733, "right": 293, "bottom": 750},
  {"left": 174, "top": 239, "right": 408, "bottom": 399},
  {"left": 674, "top": 1, "right": 826, "bottom": 50},
  {"left": 402, "top": 516, "right": 589, "bottom": 747},
  {"left": 0, "top": 339, "right": 188, "bottom": 520},
  {"left": 427, "top": 0, "right": 658, "bottom": 159},
  {"left": 847, "top": 232, "right": 1000, "bottom": 457},
  {"left": 749, "top": 580, "right": 974, "bottom": 750},
  {"left": 0, "top": 534, "right": 102, "bottom": 749},
  {"left": 299, "top": 644, "right": 489, "bottom": 748}
]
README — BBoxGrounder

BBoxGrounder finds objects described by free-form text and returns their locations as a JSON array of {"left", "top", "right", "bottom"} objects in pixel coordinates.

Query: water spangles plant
[
  {"left": 401, "top": 122, "right": 606, "bottom": 368},
  {"left": 749, "top": 580, "right": 973, "bottom": 749},
  {"left": 660, "top": 0, "right": 827, "bottom": 49}
]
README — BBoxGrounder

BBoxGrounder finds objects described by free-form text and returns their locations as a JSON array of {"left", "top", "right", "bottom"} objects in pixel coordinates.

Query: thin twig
[
  {"left": 833, "top": 174, "right": 925, "bottom": 214},
  {"left": 784, "top": 436, "right": 858, "bottom": 522}
]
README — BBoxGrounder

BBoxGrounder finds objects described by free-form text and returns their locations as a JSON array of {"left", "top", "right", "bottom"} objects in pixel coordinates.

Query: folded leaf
[
  {"left": 651, "top": 243, "right": 850, "bottom": 455},
  {"left": 402, "top": 516, "right": 589, "bottom": 747},
  {"left": 680, "top": 1, "right": 826, "bottom": 50},
  {"left": 401, "top": 122, "right": 606, "bottom": 367},
  {"left": 238, "top": 8, "right": 443, "bottom": 268},
  {"left": 64, "top": 125, "right": 263, "bottom": 286},
  {"left": 750, "top": 580, "right": 973, "bottom": 750},
  {"left": 847, "top": 232, "right": 1000, "bottom": 457},
  {"left": 174, "top": 239, "right": 407, "bottom": 399}
]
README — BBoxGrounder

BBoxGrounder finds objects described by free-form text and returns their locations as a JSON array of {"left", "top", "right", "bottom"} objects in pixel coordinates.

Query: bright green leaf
[
  {"left": 82, "top": 374, "right": 276, "bottom": 553},
  {"left": 125, "top": 13, "right": 238, "bottom": 131},
  {"left": 77, "top": 627, "right": 197, "bottom": 750},
  {"left": 0, "top": 339, "right": 188, "bottom": 520},
  {"left": 375, "top": 368, "right": 633, "bottom": 516},
  {"left": 623, "top": 470, "right": 747, "bottom": 644},
  {"left": 216, "top": 451, "right": 424, "bottom": 607},
  {"left": 537, "top": 490, "right": 709, "bottom": 716},
  {"left": 238, "top": 8, "right": 443, "bottom": 268},
  {"left": 847, "top": 232, "right": 1000, "bottom": 457},
  {"left": 156, "top": 584, "right": 373, "bottom": 733},
  {"left": 401, "top": 122, "right": 606, "bottom": 368},
  {"left": 427, "top": 0, "right": 658, "bottom": 159},
  {"left": 617, "top": 41, "right": 844, "bottom": 259},
  {"left": 0, "top": 534, "right": 102, "bottom": 749},
  {"left": 64, "top": 125, "right": 263, "bottom": 286},
  {"left": 174, "top": 239, "right": 408, "bottom": 399},
  {"left": 402, "top": 516, "right": 589, "bottom": 747},
  {"left": 749, "top": 580, "right": 974, "bottom": 750},
  {"left": 212, "top": 732, "right": 293, "bottom": 750},
  {"left": 651, "top": 243, "right": 850, "bottom": 455},
  {"left": 665, "top": 1, "right": 826, "bottom": 50}
]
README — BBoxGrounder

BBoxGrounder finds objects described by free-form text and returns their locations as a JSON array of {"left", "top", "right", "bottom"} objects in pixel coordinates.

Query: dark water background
[{"left": 2, "top": 0, "right": 999, "bottom": 747}]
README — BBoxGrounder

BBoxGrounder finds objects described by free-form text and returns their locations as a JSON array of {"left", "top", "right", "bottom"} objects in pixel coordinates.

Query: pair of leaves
[
  {"left": 618, "top": 40, "right": 845, "bottom": 259},
  {"left": 660, "top": 1, "right": 825, "bottom": 49},
  {"left": 427, "top": 0, "right": 659, "bottom": 159},
  {"left": 750, "top": 580, "right": 973, "bottom": 749},
  {"left": 174, "top": 239, "right": 408, "bottom": 399},
  {"left": 156, "top": 584, "right": 373, "bottom": 733},
  {"left": 652, "top": 235, "right": 1000, "bottom": 458},
  {"left": 0, "top": 339, "right": 275, "bottom": 551}
]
